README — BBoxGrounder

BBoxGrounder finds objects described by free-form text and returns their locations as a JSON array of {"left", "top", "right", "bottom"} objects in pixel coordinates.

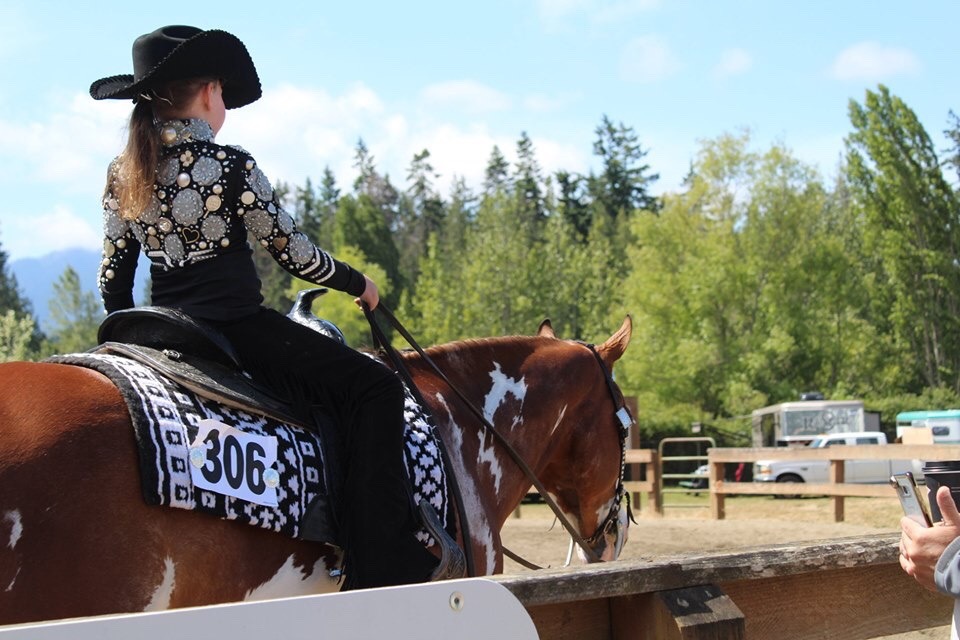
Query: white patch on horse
[
  {"left": 3, "top": 510, "right": 22, "bottom": 549},
  {"left": 243, "top": 554, "right": 335, "bottom": 601},
  {"left": 4, "top": 567, "right": 19, "bottom": 593},
  {"left": 435, "top": 393, "right": 497, "bottom": 573},
  {"left": 482, "top": 363, "right": 527, "bottom": 425},
  {"left": 2, "top": 511, "right": 23, "bottom": 592},
  {"left": 143, "top": 557, "right": 176, "bottom": 611},
  {"left": 594, "top": 497, "right": 616, "bottom": 526},
  {"left": 550, "top": 406, "right": 568, "bottom": 436},
  {"left": 478, "top": 364, "right": 528, "bottom": 495}
]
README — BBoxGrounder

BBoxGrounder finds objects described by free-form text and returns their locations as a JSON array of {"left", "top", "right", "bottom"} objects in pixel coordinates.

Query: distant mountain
[{"left": 10, "top": 248, "right": 148, "bottom": 332}]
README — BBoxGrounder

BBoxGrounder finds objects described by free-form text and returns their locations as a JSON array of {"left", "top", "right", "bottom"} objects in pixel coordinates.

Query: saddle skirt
[{"left": 47, "top": 351, "right": 452, "bottom": 547}]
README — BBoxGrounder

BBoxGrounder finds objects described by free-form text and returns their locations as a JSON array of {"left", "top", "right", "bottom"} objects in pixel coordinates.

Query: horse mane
[{"left": 399, "top": 334, "right": 545, "bottom": 363}]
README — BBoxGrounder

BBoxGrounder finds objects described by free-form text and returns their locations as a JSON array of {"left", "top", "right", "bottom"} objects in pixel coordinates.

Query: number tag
[{"left": 188, "top": 419, "right": 280, "bottom": 507}]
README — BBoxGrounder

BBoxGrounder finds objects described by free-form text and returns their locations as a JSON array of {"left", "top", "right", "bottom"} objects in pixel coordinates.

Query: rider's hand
[{"left": 355, "top": 274, "right": 380, "bottom": 311}]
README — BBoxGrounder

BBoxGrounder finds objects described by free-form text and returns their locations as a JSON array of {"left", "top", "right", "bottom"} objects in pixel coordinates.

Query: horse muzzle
[{"left": 573, "top": 507, "right": 630, "bottom": 564}]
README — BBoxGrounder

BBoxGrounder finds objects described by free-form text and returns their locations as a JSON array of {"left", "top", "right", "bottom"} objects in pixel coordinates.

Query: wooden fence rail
[
  {"left": 624, "top": 448, "right": 661, "bottom": 515},
  {"left": 494, "top": 532, "right": 951, "bottom": 639},
  {"left": 708, "top": 444, "right": 960, "bottom": 521}
]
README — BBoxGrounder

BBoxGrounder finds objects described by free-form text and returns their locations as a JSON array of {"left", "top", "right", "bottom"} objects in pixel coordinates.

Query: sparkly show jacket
[{"left": 98, "top": 118, "right": 365, "bottom": 321}]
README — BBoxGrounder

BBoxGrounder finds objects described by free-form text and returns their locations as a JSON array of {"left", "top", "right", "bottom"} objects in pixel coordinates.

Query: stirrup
[{"left": 418, "top": 499, "right": 466, "bottom": 581}]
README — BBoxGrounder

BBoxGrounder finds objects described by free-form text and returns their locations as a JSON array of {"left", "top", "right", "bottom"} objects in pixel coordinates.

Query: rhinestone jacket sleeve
[
  {"left": 237, "top": 153, "right": 366, "bottom": 297},
  {"left": 98, "top": 170, "right": 141, "bottom": 313}
]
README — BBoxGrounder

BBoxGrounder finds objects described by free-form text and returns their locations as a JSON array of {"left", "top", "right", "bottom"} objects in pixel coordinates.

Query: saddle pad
[{"left": 48, "top": 353, "right": 452, "bottom": 544}]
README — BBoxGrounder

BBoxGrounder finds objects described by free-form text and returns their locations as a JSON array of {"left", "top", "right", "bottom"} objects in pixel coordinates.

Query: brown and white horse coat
[{"left": 0, "top": 318, "right": 631, "bottom": 624}]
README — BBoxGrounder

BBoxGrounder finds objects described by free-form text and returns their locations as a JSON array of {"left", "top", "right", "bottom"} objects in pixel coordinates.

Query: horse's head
[{"left": 535, "top": 317, "right": 633, "bottom": 564}]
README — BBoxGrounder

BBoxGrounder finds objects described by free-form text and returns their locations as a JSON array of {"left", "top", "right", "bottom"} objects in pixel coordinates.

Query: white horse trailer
[{"left": 896, "top": 410, "right": 960, "bottom": 444}]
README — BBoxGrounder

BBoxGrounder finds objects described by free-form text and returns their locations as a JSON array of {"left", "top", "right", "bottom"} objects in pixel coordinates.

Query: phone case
[{"left": 891, "top": 472, "right": 932, "bottom": 527}]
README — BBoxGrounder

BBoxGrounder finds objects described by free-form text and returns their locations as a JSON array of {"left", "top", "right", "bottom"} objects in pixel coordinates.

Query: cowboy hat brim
[{"left": 89, "top": 28, "right": 261, "bottom": 109}]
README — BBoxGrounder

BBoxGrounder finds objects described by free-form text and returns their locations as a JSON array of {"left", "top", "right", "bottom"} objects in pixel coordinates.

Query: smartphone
[{"left": 891, "top": 472, "right": 932, "bottom": 527}]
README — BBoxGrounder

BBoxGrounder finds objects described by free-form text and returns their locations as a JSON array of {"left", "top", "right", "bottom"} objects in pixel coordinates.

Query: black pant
[{"left": 210, "top": 307, "right": 438, "bottom": 588}]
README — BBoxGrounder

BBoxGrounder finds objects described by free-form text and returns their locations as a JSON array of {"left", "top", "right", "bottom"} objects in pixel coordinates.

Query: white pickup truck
[{"left": 753, "top": 431, "right": 918, "bottom": 485}]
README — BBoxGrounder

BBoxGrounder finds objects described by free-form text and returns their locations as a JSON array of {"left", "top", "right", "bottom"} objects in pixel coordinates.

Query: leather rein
[{"left": 364, "top": 303, "right": 634, "bottom": 571}]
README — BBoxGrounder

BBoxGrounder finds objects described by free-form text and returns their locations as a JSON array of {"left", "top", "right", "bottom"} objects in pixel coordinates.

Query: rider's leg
[{"left": 212, "top": 308, "right": 438, "bottom": 588}]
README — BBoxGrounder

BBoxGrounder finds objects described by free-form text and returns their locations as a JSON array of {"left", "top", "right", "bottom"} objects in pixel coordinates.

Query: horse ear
[
  {"left": 537, "top": 319, "right": 556, "bottom": 338},
  {"left": 597, "top": 316, "right": 632, "bottom": 367}
]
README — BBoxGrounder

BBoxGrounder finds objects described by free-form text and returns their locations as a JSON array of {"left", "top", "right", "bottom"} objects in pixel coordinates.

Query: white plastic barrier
[{"left": 0, "top": 579, "right": 538, "bottom": 640}]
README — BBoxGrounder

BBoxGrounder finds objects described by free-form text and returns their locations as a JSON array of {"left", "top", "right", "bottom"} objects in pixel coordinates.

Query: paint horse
[{"left": 0, "top": 316, "right": 632, "bottom": 625}]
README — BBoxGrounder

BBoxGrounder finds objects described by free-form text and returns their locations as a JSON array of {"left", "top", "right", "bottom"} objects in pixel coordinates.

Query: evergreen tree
[
  {"left": 44, "top": 266, "right": 100, "bottom": 355},
  {"left": 483, "top": 145, "right": 511, "bottom": 196},
  {"left": 0, "top": 310, "right": 36, "bottom": 362},
  {"left": 513, "top": 132, "right": 545, "bottom": 223},
  {"left": 318, "top": 167, "right": 341, "bottom": 249},
  {"left": 398, "top": 149, "right": 446, "bottom": 286},
  {"left": 555, "top": 170, "right": 591, "bottom": 239},
  {"left": 440, "top": 177, "right": 477, "bottom": 259},
  {"left": 945, "top": 111, "right": 960, "bottom": 185},
  {"left": 334, "top": 194, "right": 402, "bottom": 307},
  {"left": 590, "top": 115, "right": 661, "bottom": 219},
  {"left": 294, "top": 177, "right": 323, "bottom": 243},
  {"left": 352, "top": 138, "right": 400, "bottom": 231},
  {"left": 401, "top": 177, "right": 483, "bottom": 344},
  {"left": 0, "top": 232, "right": 42, "bottom": 356},
  {"left": 400, "top": 233, "right": 464, "bottom": 344},
  {"left": 459, "top": 192, "right": 542, "bottom": 336},
  {"left": 0, "top": 235, "right": 32, "bottom": 318}
]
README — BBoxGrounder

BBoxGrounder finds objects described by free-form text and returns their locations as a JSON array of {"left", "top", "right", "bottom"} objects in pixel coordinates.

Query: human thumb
[{"left": 936, "top": 486, "right": 960, "bottom": 526}]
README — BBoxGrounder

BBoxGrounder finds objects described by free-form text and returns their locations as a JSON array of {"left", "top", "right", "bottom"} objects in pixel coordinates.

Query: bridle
[
  {"left": 365, "top": 303, "right": 634, "bottom": 570},
  {"left": 575, "top": 342, "right": 634, "bottom": 556}
]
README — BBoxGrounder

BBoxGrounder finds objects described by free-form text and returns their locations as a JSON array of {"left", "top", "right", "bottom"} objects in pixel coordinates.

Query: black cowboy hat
[{"left": 89, "top": 25, "right": 262, "bottom": 109}]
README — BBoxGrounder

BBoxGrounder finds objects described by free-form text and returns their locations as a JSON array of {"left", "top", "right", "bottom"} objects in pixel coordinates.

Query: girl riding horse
[{"left": 89, "top": 24, "right": 451, "bottom": 589}]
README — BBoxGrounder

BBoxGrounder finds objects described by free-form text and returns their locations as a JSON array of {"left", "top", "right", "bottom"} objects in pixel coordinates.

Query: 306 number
[
  {"left": 189, "top": 420, "right": 279, "bottom": 507},
  {"left": 199, "top": 429, "right": 269, "bottom": 494}
]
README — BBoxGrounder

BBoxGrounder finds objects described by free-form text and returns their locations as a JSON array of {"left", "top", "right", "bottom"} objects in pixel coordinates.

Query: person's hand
[
  {"left": 355, "top": 274, "right": 379, "bottom": 311},
  {"left": 900, "top": 486, "right": 960, "bottom": 592}
]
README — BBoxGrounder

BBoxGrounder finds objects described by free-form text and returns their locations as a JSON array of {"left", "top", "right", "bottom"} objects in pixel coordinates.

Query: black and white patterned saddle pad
[{"left": 49, "top": 352, "right": 451, "bottom": 544}]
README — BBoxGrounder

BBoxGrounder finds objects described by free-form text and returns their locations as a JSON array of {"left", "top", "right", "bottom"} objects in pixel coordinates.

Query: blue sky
[{"left": 0, "top": 0, "right": 956, "bottom": 261}]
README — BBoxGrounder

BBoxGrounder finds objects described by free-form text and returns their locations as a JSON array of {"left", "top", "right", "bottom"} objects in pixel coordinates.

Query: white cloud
[
  {"left": 714, "top": 48, "right": 752, "bottom": 79},
  {"left": 0, "top": 79, "right": 592, "bottom": 260},
  {"left": 0, "top": 93, "right": 128, "bottom": 191},
  {"left": 830, "top": 41, "right": 921, "bottom": 81},
  {"left": 532, "top": 137, "right": 590, "bottom": 177},
  {"left": 225, "top": 82, "right": 585, "bottom": 197},
  {"left": 0, "top": 93, "right": 129, "bottom": 259},
  {"left": 406, "top": 124, "right": 510, "bottom": 190},
  {"left": 406, "top": 124, "right": 588, "bottom": 195},
  {"left": 224, "top": 82, "right": 389, "bottom": 186},
  {"left": 5, "top": 205, "right": 101, "bottom": 260},
  {"left": 619, "top": 35, "right": 681, "bottom": 83},
  {"left": 420, "top": 81, "right": 512, "bottom": 114}
]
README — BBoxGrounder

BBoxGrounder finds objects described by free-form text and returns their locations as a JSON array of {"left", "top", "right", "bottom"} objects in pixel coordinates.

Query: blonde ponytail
[{"left": 110, "top": 77, "right": 217, "bottom": 221}]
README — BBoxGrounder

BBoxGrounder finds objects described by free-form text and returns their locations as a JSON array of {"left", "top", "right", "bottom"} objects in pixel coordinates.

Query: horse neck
[{"left": 405, "top": 337, "right": 581, "bottom": 520}]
